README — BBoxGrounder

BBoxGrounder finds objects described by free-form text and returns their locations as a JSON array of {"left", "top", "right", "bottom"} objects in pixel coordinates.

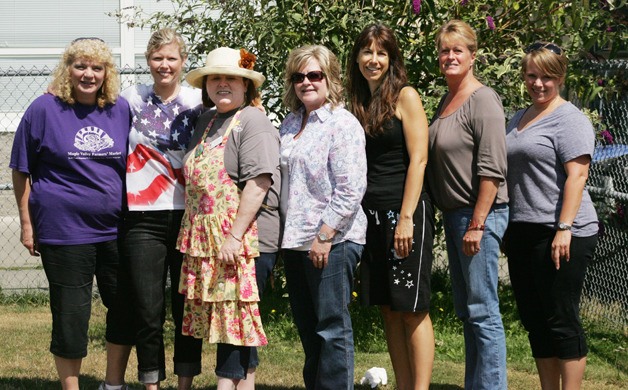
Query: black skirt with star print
[{"left": 359, "top": 195, "right": 434, "bottom": 312}]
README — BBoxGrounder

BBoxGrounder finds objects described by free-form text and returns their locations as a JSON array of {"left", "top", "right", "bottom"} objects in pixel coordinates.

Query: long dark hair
[{"left": 347, "top": 24, "right": 407, "bottom": 136}]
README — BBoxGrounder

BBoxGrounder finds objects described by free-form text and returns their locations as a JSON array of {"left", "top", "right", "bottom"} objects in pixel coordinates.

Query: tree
[{"left": 123, "top": 0, "right": 625, "bottom": 121}]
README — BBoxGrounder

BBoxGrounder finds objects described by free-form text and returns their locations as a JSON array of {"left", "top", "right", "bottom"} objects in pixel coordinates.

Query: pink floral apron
[{"left": 177, "top": 111, "right": 267, "bottom": 346}]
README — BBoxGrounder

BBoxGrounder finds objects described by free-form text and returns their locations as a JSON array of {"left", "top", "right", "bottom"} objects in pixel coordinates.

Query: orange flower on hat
[{"left": 239, "top": 48, "right": 256, "bottom": 70}]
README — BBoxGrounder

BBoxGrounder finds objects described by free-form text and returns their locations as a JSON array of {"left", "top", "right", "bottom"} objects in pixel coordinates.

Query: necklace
[{"left": 153, "top": 84, "right": 181, "bottom": 104}]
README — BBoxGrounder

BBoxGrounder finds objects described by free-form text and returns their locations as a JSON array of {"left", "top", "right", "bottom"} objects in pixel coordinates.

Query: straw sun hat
[{"left": 186, "top": 47, "right": 265, "bottom": 89}]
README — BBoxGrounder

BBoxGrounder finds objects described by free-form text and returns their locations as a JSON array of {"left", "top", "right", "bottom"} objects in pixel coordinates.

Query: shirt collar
[{"left": 301, "top": 103, "right": 336, "bottom": 123}]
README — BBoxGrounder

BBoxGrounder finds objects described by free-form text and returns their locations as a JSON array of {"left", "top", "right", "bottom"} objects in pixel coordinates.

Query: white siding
[{"left": 0, "top": 0, "right": 176, "bottom": 129}]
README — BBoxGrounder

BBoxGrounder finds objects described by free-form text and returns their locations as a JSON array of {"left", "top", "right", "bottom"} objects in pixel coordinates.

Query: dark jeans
[
  {"left": 284, "top": 241, "right": 363, "bottom": 390},
  {"left": 108, "top": 210, "right": 202, "bottom": 383},
  {"left": 215, "top": 252, "right": 277, "bottom": 379},
  {"left": 40, "top": 240, "right": 119, "bottom": 359},
  {"left": 505, "top": 222, "right": 598, "bottom": 359}
]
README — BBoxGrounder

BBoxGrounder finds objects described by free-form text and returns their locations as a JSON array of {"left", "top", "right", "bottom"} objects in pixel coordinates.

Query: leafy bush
[{"left": 119, "top": 0, "right": 625, "bottom": 120}]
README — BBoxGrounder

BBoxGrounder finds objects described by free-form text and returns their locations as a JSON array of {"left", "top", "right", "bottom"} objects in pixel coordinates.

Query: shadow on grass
[
  {"left": 0, "top": 376, "right": 308, "bottom": 390},
  {"left": 166, "top": 386, "right": 307, "bottom": 390},
  {"left": 0, "top": 375, "right": 100, "bottom": 390},
  {"left": 0, "top": 376, "right": 466, "bottom": 390},
  {"left": 587, "top": 326, "right": 628, "bottom": 374}
]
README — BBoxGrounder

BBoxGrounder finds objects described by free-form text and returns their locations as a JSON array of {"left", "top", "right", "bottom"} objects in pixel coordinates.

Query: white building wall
[{"left": 0, "top": 0, "right": 177, "bottom": 131}]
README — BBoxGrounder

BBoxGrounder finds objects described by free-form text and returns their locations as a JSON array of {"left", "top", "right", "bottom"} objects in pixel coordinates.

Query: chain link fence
[
  {"left": 579, "top": 59, "right": 628, "bottom": 330},
  {"left": 0, "top": 65, "right": 153, "bottom": 296},
  {"left": 1, "top": 64, "right": 627, "bottom": 330}
]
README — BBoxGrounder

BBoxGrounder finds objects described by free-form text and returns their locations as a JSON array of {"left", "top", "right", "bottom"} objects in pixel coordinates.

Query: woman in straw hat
[{"left": 179, "top": 46, "right": 280, "bottom": 390}]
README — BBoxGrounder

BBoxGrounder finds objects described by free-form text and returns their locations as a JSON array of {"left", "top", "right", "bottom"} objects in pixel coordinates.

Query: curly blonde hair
[
  {"left": 49, "top": 39, "right": 119, "bottom": 108},
  {"left": 282, "top": 45, "right": 344, "bottom": 113}
]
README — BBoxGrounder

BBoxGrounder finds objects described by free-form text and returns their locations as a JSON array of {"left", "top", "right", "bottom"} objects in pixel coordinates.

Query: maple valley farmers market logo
[{"left": 68, "top": 126, "right": 122, "bottom": 160}]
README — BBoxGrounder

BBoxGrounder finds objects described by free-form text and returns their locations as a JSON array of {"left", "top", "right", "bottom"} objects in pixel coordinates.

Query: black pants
[
  {"left": 107, "top": 210, "right": 202, "bottom": 383},
  {"left": 504, "top": 222, "right": 597, "bottom": 359},
  {"left": 40, "top": 240, "right": 119, "bottom": 359}
]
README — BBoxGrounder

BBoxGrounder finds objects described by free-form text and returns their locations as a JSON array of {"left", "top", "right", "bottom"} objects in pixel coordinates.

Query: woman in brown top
[{"left": 426, "top": 20, "right": 509, "bottom": 390}]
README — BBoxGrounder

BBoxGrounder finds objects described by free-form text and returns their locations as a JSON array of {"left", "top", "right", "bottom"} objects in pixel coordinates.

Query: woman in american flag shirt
[{"left": 103, "top": 28, "right": 204, "bottom": 390}]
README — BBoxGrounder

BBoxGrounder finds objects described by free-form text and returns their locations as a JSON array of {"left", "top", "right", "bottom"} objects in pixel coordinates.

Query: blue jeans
[
  {"left": 443, "top": 205, "right": 508, "bottom": 390},
  {"left": 284, "top": 241, "right": 363, "bottom": 390},
  {"left": 215, "top": 252, "right": 277, "bottom": 379},
  {"left": 109, "top": 210, "right": 202, "bottom": 383},
  {"left": 40, "top": 240, "right": 119, "bottom": 359}
]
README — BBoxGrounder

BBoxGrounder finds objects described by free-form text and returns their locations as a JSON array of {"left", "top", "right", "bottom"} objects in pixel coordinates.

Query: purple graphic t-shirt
[{"left": 9, "top": 94, "right": 131, "bottom": 245}]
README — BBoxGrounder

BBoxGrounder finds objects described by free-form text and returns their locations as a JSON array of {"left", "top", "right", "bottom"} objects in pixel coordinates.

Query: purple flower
[
  {"left": 601, "top": 129, "right": 614, "bottom": 144},
  {"left": 486, "top": 16, "right": 496, "bottom": 31},
  {"left": 461, "top": 0, "right": 469, "bottom": 5},
  {"left": 617, "top": 203, "right": 625, "bottom": 219},
  {"left": 412, "top": 0, "right": 421, "bottom": 14},
  {"left": 597, "top": 79, "right": 605, "bottom": 86}
]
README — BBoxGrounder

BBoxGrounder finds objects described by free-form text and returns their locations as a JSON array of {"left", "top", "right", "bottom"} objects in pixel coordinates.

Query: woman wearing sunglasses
[
  {"left": 426, "top": 20, "right": 509, "bottom": 390},
  {"left": 279, "top": 45, "right": 367, "bottom": 389},
  {"left": 503, "top": 42, "right": 598, "bottom": 390}
]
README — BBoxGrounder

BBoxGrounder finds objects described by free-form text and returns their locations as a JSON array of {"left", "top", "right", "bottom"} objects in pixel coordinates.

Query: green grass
[{"left": 0, "top": 268, "right": 626, "bottom": 389}]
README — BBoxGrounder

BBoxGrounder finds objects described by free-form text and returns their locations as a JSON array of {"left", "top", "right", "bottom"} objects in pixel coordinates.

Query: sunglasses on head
[
  {"left": 290, "top": 71, "right": 325, "bottom": 84},
  {"left": 71, "top": 37, "right": 105, "bottom": 44},
  {"left": 524, "top": 42, "right": 563, "bottom": 56}
]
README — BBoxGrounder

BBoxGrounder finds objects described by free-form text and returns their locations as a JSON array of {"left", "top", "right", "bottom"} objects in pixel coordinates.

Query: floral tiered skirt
[{"left": 177, "top": 211, "right": 267, "bottom": 346}]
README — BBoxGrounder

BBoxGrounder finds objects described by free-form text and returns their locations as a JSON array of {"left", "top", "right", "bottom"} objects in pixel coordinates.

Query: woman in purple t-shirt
[{"left": 9, "top": 38, "right": 130, "bottom": 390}]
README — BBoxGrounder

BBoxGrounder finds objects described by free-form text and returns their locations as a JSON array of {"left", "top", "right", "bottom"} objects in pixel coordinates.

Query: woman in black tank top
[{"left": 347, "top": 24, "right": 435, "bottom": 390}]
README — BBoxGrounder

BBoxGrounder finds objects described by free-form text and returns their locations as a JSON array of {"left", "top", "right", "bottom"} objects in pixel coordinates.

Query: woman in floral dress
[{"left": 178, "top": 47, "right": 280, "bottom": 390}]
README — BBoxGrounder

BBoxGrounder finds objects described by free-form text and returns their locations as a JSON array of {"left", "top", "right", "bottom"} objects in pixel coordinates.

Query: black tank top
[{"left": 363, "top": 116, "right": 411, "bottom": 210}]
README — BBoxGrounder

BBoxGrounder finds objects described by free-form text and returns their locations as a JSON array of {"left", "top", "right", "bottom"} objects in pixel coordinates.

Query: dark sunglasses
[
  {"left": 524, "top": 42, "right": 563, "bottom": 56},
  {"left": 71, "top": 37, "right": 105, "bottom": 44},
  {"left": 290, "top": 71, "right": 325, "bottom": 84}
]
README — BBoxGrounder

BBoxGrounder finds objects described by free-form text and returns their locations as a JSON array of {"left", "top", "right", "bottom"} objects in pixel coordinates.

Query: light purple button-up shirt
[{"left": 279, "top": 104, "right": 367, "bottom": 249}]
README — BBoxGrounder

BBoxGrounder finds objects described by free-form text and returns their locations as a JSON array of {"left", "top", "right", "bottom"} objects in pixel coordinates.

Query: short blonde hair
[
  {"left": 145, "top": 28, "right": 188, "bottom": 61},
  {"left": 435, "top": 19, "right": 477, "bottom": 53},
  {"left": 49, "top": 38, "right": 119, "bottom": 108},
  {"left": 282, "top": 45, "right": 344, "bottom": 113},
  {"left": 521, "top": 42, "right": 568, "bottom": 86}
]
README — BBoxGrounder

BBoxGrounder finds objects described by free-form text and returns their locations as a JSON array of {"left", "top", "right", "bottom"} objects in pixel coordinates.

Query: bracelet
[
  {"left": 230, "top": 231, "right": 243, "bottom": 242},
  {"left": 467, "top": 223, "right": 485, "bottom": 232}
]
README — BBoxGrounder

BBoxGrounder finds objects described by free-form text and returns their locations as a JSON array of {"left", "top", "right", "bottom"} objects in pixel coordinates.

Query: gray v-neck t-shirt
[{"left": 506, "top": 102, "right": 598, "bottom": 236}]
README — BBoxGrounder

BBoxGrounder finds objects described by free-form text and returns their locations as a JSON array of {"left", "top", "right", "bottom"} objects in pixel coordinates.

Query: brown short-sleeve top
[{"left": 427, "top": 86, "right": 508, "bottom": 211}]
